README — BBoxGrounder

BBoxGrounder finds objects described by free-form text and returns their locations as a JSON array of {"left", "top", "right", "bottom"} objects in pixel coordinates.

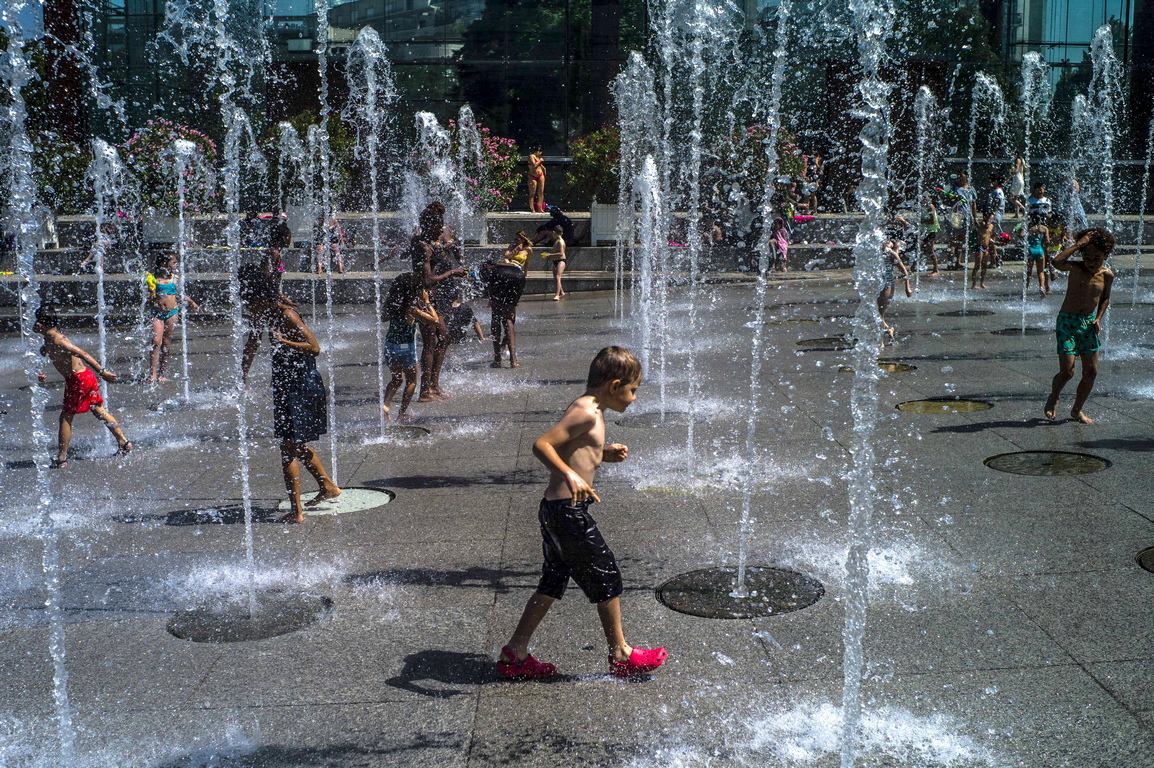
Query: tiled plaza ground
[{"left": 1, "top": 269, "right": 1153, "bottom": 766}]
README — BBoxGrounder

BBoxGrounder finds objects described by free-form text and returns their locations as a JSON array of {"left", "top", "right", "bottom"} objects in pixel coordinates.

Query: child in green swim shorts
[{"left": 1045, "top": 228, "right": 1115, "bottom": 424}]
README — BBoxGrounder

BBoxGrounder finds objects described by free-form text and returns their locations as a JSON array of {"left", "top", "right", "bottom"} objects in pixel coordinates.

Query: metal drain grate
[
  {"left": 983, "top": 451, "right": 1111, "bottom": 476},
  {"left": 896, "top": 398, "right": 993, "bottom": 413},
  {"left": 656, "top": 567, "right": 824, "bottom": 619},
  {"left": 168, "top": 592, "right": 332, "bottom": 643}
]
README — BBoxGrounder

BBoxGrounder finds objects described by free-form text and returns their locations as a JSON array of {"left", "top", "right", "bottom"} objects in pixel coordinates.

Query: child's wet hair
[
  {"left": 35, "top": 304, "right": 59, "bottom": 330},
  {"left": 154, "top": 250, "right": 176, "bottom": 276},
  {"left": 238, "top": 263, "right": 278, "bottom": 303},
  {"left": 1074, "top": 227, "right": 1115, "bottom": 256},
  {"left": 384, "top": 272, "right": 422, "bottom": 320},
  {"left": 587, "top": 346, "right": 641, "bottom": 389}
]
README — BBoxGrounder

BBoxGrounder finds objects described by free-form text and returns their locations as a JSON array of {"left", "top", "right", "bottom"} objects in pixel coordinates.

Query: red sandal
[
  {"left": 497, "top": 645, "right": 557, "bottom": 679},
  {"left": 608, "top": 646, "right": 667, "bottom": 677}
]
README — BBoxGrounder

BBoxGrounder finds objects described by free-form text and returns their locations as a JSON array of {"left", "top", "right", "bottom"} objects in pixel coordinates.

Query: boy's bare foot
[
  {"left": 552, "top": 295, "right": 561, "bottom": 301},
  {"left": 114, "top": 441, "right": 133, "bottom": 456},
  {"left": 1044, "top": 393, "right": 1059, "bottom": 420},
  {"left": 305, "top": 485, "right": 341, "bottom": 507},
  {"left": 979, "top": 282, "right": 987, "bottom": 289},
  {"left": 49, "top": 457, "right": 68, "bottom": 469},
  {"left": 158, "top": 376, "right": 170, "bottom": 383},
  {"left": 1071, "top": 409, "right": 1093, "bottom": 425},
  {"left": 397, "top": 412, "right": 415, "bottom": 423},
  {"left": 929, "top": 270, "right": 940, "bottom": 276},
  {"left": 432, "top": 388, "right": 451, "bottom": 398},
  {"left": 509, "top": 360, "right": 520, "bottom": 368},
  {"left": 382, "top": 404, "right": 392, "bottom": 422},
  {"left": 278, "top": 511, "right": 305, "bottom": 524},
  {"left": 145, "top": 376, "right": 157, "bottom": 385},
  {"left": 418, "top": 392, "right": 439, "bottom": 402}
]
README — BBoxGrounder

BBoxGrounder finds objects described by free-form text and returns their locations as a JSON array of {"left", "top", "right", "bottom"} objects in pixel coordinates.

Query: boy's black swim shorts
[{"left": 536, "top": 498, "right": 624, "bottom": 603}]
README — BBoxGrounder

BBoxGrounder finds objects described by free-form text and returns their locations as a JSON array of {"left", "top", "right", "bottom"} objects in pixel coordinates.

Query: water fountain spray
[
  {"left": 172, "top": 139, "right": 197, "bottom": 405},
  {"left": 733, "top": 0, "right": 791, "bottom": 599},
  {"left": 912, "top": 86, "right": 939, "bottom": 294},
  {"left": 682, "top": 0, "right": 710, "bottom": 480},
  {"left": 611, "top": 53, "right": 660, "bottom": 318},
  {"left": 1019, "top": 53, "right": 1050, "bottom": 333},
  {"left": 1133, "top": 119, "right": 1154, "bottom": 306},
  {"left": 455, "top": 105, "right": 484, "bottom": 250},
  {"left": 88, "top": 140, "right": 130, "bottom": 406},
  {"left": 345, "top": 28, "right": 398, "bottom": 440},
  {"left": 843, "top": 0, "right": 895, "bottom": 763},
  {"left": 636, "top": 157, "right": 663, "bottom": 373},
  {"left": 2, "top": 0, "right": 76, "bottom": 758},
  {"left": 963, "top": 73, "right": 1006, "bottom": 313},
  {"left": 1084, "top": 27, "right": 1125, "bottom": 351}
]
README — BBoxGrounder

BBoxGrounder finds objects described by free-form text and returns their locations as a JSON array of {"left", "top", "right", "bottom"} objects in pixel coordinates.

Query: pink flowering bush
[
  {"left": 122, "top": 119, "right": 217, "bottom": 214},
  {"left": 447, "top": 121, "right": 520, "bottom": 211}
]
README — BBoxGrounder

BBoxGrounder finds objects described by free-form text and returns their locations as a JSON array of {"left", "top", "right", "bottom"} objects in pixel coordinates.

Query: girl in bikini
[
  {"left": 527, "top": 147, "right": 546, "bottom": 213},
  {"left": 540, "top": 231, "right": 567, "bottom": 300},
  {"left": 147, "top": 251, "right": 199, "bottom": 384}
]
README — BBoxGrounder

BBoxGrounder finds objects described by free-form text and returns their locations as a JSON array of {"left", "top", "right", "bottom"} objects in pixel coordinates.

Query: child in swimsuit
[
  {"left": 540, "top": 232, "right": 567, "bottom": 300},
  {"left": 382, "top": 273, "right": 439, "bottom": 423},
  {"left": 485, "top": 232, "right": 531, "bottom": 368},
  {"left": 770, "top": 217, "right": 790, "bottom": 272},
  {"left": 147, "top": 251, "right": 199, "bottom": 384},
  {"left": 34, "top": 305, "right": 132, "bottom": 467},
  {"left": 972, "top": 215, "right": 994, "bottom": 290},
  {"left": 1026, "top": 222, "right": 1050, "bottom": 297},
  {"left": 1044, "top": 228, "right": 1115, "bottom": 424},
  {"left": 920, "top": 194, "right": 941, "bottom": 275},
  {"left": 497, "top": 346, "right": 666, "bottom": 679}
]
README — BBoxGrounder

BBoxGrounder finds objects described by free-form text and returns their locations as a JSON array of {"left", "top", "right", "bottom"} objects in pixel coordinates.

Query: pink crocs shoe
[
  {"left": 497, "top": 646, "right": 557, "bottom": 680},
  {"left": 608, "top": 646, "right": 667, "bottom": 677}
]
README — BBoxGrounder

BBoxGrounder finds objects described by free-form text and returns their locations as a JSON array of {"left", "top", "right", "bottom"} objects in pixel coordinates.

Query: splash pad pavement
[{"left": 2, "top": 278, "right": 1153, "bottom": 767}]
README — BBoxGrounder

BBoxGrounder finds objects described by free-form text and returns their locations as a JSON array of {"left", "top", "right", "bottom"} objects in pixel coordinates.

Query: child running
[
  {"left": 1045, "top": 228, "right": 1115, "bottom": 425},
  {"left": 498, "top": 346, "right": 666, "bottom": 679},
  {"left": 34, "top": 306, "right": 132, "bottom": 467},
  {"left": 382, "top": 273, "right": 439, "bottom": 423}
]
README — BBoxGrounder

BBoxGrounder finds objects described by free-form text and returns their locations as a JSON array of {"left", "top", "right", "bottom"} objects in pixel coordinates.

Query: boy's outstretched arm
[
  {"left": 533, "top": 406, "right": 599, "bottom": 504},
  {"left": 53, "top": 334, "right": 116, "bottom": 382}
]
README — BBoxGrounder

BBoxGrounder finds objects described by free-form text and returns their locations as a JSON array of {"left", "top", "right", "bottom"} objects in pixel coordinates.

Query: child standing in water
[
  {"left": 1026, "top": 220, "right": 1050, "bottom": 297},
  {"left": 1045, "top": 228, "right": 1115, "bottom": 425},
  {"left": 382, "top": 273, "right": 439, "bottom": 423},
  {"left": 34, "top": 306, "right": 132, "bottom": 467},
  {"left": 497, "top": 346, "right": 666, "bottom": 679},
  {"left": 147, "top": 251, "right": 199, "bottom": 384},
  {"left": 919, "top": 194, "right": 941, "bottom": 275},
  {"left": 972, "top": 214, "right": 994, "bottom": 290}
]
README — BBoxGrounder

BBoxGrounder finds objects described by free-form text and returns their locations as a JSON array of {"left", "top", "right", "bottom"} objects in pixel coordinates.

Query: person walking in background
[
  {"left": 527, "top": 147, "right": 546, "bottom": 213},
  {"left": 919, "top": 193, "right": 941, "bottom": 276},
  {"left": 1008, "top": 157, "right": 1026, "bottom": 217}
]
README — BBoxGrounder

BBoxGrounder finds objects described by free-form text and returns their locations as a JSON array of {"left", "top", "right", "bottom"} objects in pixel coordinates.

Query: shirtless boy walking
[
  {"left": 498, "top": 346, "right": 667, "bottom": 679},
  {"left": 1044, "top": 228, "right": 1115, "bottom": 424},
  {"left": 34, "top": 306, "right": 132, "bottom": 467}
]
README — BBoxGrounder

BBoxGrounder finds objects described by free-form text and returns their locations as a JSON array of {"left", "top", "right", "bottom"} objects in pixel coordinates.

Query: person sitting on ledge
[{"left": 533, "top": 206, "right": 576, "bottom": 247}]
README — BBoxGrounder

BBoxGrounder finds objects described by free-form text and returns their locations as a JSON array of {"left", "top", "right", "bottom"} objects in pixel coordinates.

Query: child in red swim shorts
[{"left": 34, "top": 306, "right": 132, "bottom": 467}]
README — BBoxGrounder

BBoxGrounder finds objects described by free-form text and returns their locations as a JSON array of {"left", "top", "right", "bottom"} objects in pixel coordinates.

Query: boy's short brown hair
[
  {"left": 587, "top": 346, "right": 641, "bottom": 389},
  {"left": 35, "top": 305, "right": 59, "bottom": 330},
  {"left": 1074, "top": 227, "right": 1116, "bottom": 256}
]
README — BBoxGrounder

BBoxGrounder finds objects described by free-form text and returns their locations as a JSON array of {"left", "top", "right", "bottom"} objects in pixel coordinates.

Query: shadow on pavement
[
  {"left": 931, "top": 417, "right": 1057, "bottom": 434},
  {"left": 1077, "top": 437, "right": 1154, "bottom": 452},
  {"left": 385, "top": 649, "right": 579, "bottom": 698}
]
